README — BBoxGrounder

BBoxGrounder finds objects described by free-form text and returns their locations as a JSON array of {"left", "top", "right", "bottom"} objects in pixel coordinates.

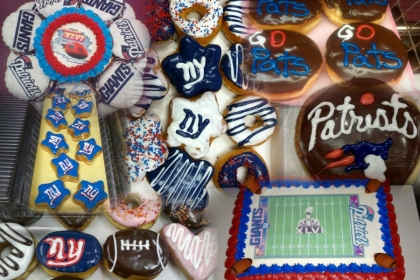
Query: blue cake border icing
[
  {"left": 235, "top": 179, "right": 394, "bottom": 277},
  {"left": 34, "top": 7, "right": 113, "bottom": 83}
]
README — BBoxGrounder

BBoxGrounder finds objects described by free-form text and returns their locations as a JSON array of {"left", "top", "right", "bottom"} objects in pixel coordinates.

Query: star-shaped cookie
[
  {"left": 35, "top": 180, "right": 70, "bottom": 209},
  {"left": 46, "top": 109, "right": 67, "bottom": 131},
  {"left": 52, "top": 153, "right": 79, "bottom": 181},
  {"left": 162, "top": 36, "right": 222, "bottom": 98},
  {"left": 72, "top": 99, "right": 93, "bottom": 118},
  {"left": 76, "top": 138, "right": 102, "bottom": 162},
  {"left": 68, "top": 118, "right": 90, "bottom": 139},
  {"left": 167, "top": 92, "right": 226, "bottom": 159},
  {"left": 74, "top": 180, "right": 108, "bottom": 211},
  {"left": 52, "top": 94, "right": 71, "bottom": 111},
  {"left": 41, "top": 131, "right": 69, "bottom": 155}
]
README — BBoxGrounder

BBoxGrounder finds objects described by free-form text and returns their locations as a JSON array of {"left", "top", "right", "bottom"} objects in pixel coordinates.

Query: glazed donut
[
  {"left": 170, "top": 0, "right": 223, "bottom": 45},
  {"left": 214, "top": 148, "right": 270, "bottom": 193},
  {"left": 326, "top": 23, "right": 408, "bottom": 84},
  {"left": 322, "top": 0, "right": 388, "bottom": 26},
  {"left": 224, "top": 96, "right": 278, "bottom": 147},
  {"left": 221, "top": 29, "right": 323, "bottom": 101},
  {"left": 0, "top": 223, "right": 36, "bottom": 280},
  {"left": 105, "top": 186, "right": 162, "bottom": 230}
]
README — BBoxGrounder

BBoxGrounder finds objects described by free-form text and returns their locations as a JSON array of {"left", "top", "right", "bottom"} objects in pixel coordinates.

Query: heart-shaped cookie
[{"left": 162, "top": 223, "right": 218, "bottom": 280}]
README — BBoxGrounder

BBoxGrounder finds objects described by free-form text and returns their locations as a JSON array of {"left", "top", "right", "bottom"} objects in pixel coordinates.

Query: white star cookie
[{"left": 167, "top": 92, "right": 226, "bottom": 159}]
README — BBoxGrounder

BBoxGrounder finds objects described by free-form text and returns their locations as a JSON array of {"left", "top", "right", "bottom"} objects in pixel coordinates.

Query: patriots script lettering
[
  {"left": 257, "top": 0, "right": 310, "bottom": 17},
  {"left": 116, "top": 19, "right": 145, "bottom": 58},
  {"left": 44, "top": 237, "right": 86, "bottom": 267},
  {"left": 9, "top": 57, "right": 42, "bottom": 99},
  {"left": 81, "top": 0, "right": 123, "bottom": 15},
  {"left": 307, "top": 94, "right": 418, "bottom": 151}
]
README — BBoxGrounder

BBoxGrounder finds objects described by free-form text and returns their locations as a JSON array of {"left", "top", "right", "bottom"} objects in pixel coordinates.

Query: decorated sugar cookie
[
  {"left": 109, "top": 17, "right": 151, "bottom": 61},
  {"left": 162, "top": 223, "right": 218, "bottom": 280},
  {"left": 52, "top": 94, "right": 71, "bottom": 111},
  {"left": 35, "top": 0, "right": 79, "bottom": 18},
  {"left": 35, "top": 180, "right": 71, "bottom": 209},
  {"left": 36, "top": 231, "right": 102, "bottom": 278},
  {"left": 76, "top": 138, "right": 102, "bottom": 163},
  {"left": 52, "top": 154, "right": 79, "bottom": 182},
  {"left": 221, "top": 30, "right": 322, "bottom": 101},
  {"left": 103, "top": 229, "right": 169, "bottom": 279},
  {"left": 326, "top": 23, "right": 408, "bottom": 83},
  {"left": 167, "top": 92, "right": 226, "bottom": 159},
  {"left": 125, "top": 114, "right": 168, "bottom": 183},
  {"left": 46, "top": 109, "right": 68, "bottom": 131},
  {"left": 34, "top": 7, "right": 113, "bottom": 83},
  {"left": 146, "top": 148, "right": 213, "bottom": 227},
  {"left": 74, "top": 180, "right": 108, "bottom": 211},
  {"left": 162, "top": 36, "right": 222, "bottom": 98},
  {"left": 97, "top": 60, "right": 144, "bottom": 109},
  {"left": 0, "top": 223, "right": 36, "bottom": 280},
  {"left": 5, "top": 53, "right": 50, "bottom": 101},
  {"left": 295, "top": 79, "right": 420, "bottom": 185},
  {"left": 68, "top": 118, "right": 90, "bottom": 139},
  {"left": 1, "top": 7, "right": 42, "bottom": 53},
  {"left": 72, "top": 99, "right": 93, "bottom": 118},
  {"left": 41, "top": 131, "right": 69, "bottom": 155},
  {"left": 80, "top": 0, "right": 125, "bottom": 22},
  {"left": 224, "top": 96, "right": 277, "bottom": 147}
]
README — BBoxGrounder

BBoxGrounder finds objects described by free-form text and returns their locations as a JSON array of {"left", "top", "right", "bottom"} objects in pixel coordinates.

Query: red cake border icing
[
  {"left": 225, "top": 183, "right": 405, "bottom": 280},
  {"left": 41, "top": 13, "right": 106, "bottom": 76}
]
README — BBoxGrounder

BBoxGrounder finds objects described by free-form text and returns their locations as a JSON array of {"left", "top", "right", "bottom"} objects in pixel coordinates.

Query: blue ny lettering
[{"left": 176, "top": 109, "right": 210, "bottom": 139}]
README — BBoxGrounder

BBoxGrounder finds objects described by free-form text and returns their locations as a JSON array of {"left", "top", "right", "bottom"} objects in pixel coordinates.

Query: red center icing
[
  {"left": 361, "top": 92, "right": 376, "bottom": 105},
  {"left": 356, "top": 24, "right": 376, "bottom": 41},
  {"left": 270, "top": 30, "right": 286, "bottom": 48},
  {"left": 41, "top": 14, "right": 105, "bottom": 76}
]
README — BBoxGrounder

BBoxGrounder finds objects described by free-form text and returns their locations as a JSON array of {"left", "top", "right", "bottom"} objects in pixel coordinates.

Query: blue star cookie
[
  {"left": 76, "top": 138, "right": 102, "bottom": 162},
  {"left": 72, "top": 99, "right": 93, "bottom": 118},
  {"left": 68, "top": 118, "right": 90, "bottom": 139},
  {"left": 162, "top": 36, "right": 222, "bottom": 98},
  {"left": 35, "top": 180, "right": 70, "bottom": 209},
  {"left": 41, "top": 131, "right": 69, "bottom": 155},
  {"left": 46, "top": 109, "right": 67, "bottom": 131},
  {"left": 52, "top": 94, "right": 71, "bottom": 111},
  {"left": 74, "top": 180, "right": 108, "bottom": 211},
  {"left": 52, "top": 154, "right": 79, "bottom": 181}
]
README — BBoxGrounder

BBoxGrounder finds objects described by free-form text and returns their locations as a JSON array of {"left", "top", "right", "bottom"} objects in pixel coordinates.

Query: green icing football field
[{"left": 261, "top": 195, "right": 355, "bottom": 258}]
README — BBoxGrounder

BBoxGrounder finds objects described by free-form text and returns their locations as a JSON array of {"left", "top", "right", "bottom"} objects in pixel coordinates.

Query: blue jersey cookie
[
  {"left": 72, "top": 99, "right": 93, "bottom": 118},
  {"left": 52, "top": 153, "right": 79, "bottom": 181},
  {"left": 76, "top": 138, "right": 102, "bottom": 162},
  {"left": 162, "top": 36, "right": 222, "bottom": 98},
  {"left": 36, "top": 231, "right": 102, "bottom": 277},
  {"left": 41, "top": 131, "right": 69, "bottom": 155},
  {"left": 74, "top": 180, "right": 107, "bottom": 211},
  {"left": 46, "top": 109, "right": 67, "bottom": 131},
  {"left": 68, "top": 118, "right": 90, "bottom": 139},
  {"left": 35, "top": 180, "right": 70, "bottom": 209}
]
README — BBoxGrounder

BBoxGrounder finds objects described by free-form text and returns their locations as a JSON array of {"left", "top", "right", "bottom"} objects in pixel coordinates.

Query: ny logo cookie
[
  {"left": 162, "top": 223, "right": 218, "bottom": 280},
  {"left": 162, "top": 36, "right": 222, "bottom": 98},
  {"left": 167, "top": 92, "right": 226, "bottom": 159}
]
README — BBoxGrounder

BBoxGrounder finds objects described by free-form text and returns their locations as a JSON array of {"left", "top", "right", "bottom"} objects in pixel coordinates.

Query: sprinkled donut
[
  {"left": 224, "top": 96, "right": 278, "bottom": 147},
  {"left": 170, "top": 0, "right": 223, "bottom": 45},
  {"left": 214, "top": 148, "right": 270, "bottom": 192}
]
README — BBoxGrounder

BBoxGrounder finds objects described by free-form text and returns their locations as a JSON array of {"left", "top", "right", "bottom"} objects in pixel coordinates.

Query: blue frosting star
[
  {"left": 68, "top": 118, "right": 90, "bottom": 138},
  {"left": 46, "top": 109, "right": 67, "bottom": 129},
  {"left": 162, "top": 36, "right": 222, "bottom": 98},
  {"left": 74, "top": 180, "right": 108, "bottom": 211},
  {"left": 52, "top": 154, "right": 79, "bottom": 179},
  {"left": 52, "top": 94, "right": 71, "bottom": 110},
  {"left": 41, "top": 131, "right": 69, "bottom": 155},
  {"left": 76, "top": 138, "right": 102, "bottom": 161},
  {"left": 35, "top": 180, "right": 70, "bottom": 209},
  {"left": 72, "top": 99, "right": 93, "bottom": 117}
]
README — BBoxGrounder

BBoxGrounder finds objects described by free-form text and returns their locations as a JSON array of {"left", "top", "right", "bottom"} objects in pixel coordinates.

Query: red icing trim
[
  {"left": 225, "top": 183, "right": 405, "bottom": 280},
  {"left": 270, "top": 31, "right": 286, "bottom": 48},
  {"left": 41, "top": 14, "right": 106, "bottom": 76},
  {"left": 356, "top": 24, "right": 376, "bottom": 41}
]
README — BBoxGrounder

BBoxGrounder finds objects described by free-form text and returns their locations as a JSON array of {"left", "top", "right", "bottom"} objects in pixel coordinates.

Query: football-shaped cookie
[
  {"left": 295, "top": 79, "right": 420, "bottom": 185},
  {"left": 103, "top": 229, "right": 169, "bottom": 279}
]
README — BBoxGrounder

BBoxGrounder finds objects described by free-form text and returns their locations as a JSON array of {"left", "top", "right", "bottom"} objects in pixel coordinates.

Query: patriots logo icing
[
  {"left": 52, "top": 94, "right": 71, "bottom": 110},
  {"left": 68, "top": 118, "right": 90, "bottom": 138},
  {"left": 162, "top": 36, "right": 222, "bottom": 98},
  {"left": 52, "top": 153, "right": 79, "bottom": 180},
  {"left": 74, "top": 180, "right": 108, "bottom": 211},
  {"left": 46, "top": 109, "right": 67, "bottom": 129},
  {"left": 41, "top": 131, "right": 69, "bottom": 155},
  {"left": 72, "top": 99, "right": 93, "bottom": 117},
  {"left": 35, "top": 180, "right": 70, "bottom": 209},
  {"left": 76, "top": 138, "right": 102, "bottom": 161}
]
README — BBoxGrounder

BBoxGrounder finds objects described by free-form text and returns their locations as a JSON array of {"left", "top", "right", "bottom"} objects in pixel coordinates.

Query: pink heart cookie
[{"left": 162, "top": 223, "right": 218, "bottom": 280}]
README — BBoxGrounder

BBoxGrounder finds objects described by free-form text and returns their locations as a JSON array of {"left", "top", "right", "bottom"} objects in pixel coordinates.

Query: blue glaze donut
[{"left": 214, "top": 148, "right": 270, "bottom": 190}]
